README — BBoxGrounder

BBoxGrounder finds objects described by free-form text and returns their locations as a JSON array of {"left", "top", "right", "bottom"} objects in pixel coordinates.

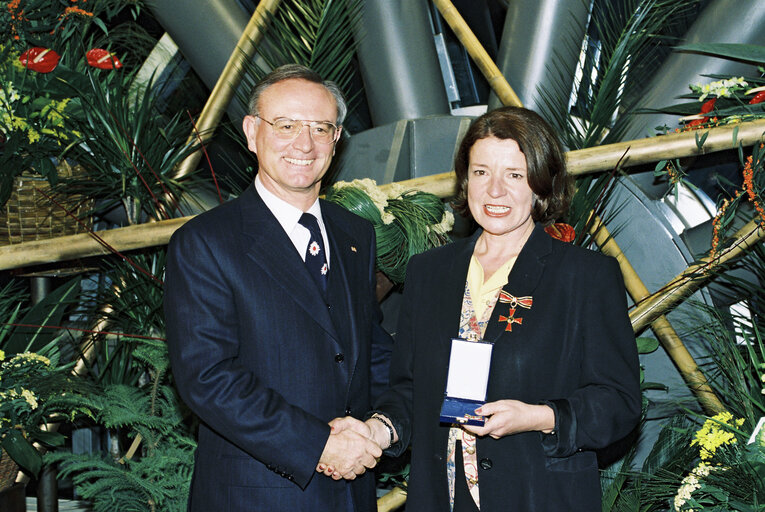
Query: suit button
[
  {"left": 345, "top": 408, "right": 352, "bottom": 415},
  {"left": 334, "top": 353, "right": 344, "bottom": 363},
  {"left": 326, "top": 303, "right": 332, "bottom": 309},
  {"left": 479, "top": 458, "right": 493, "bottom": 470}
]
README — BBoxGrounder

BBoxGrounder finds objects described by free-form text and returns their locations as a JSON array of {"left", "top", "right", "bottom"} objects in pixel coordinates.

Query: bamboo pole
[
  {"left": 630, "top": 219, "right": 765, "bottom": 333},
  {"left": 431, "top": 0, "right": 522, "bottom": 108},
  {"left": 1, "top": 120, "right": 763, "bottom": 270},
  {"left": 173, "top": 0, "right": 282, "bottom": 179},
  {"left": 568, "top": 119, "right": 765, "bottom": 175},
  {"left": 0, "top": 217, "right": 188, "bottom": 271},
  {"left": 377, "top": 486, "right": 407, "bottom": 512},
  {"left": 376, "top": 119, "right": 765, "bottom": 197},
  {"left": 588, "top": 215, "right": 725, "bottom": 415}
]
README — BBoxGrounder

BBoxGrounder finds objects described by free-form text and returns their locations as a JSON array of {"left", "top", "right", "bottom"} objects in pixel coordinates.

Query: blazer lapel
[
  {"left": 322, "top": 208, "right": 359, "bottom": 359},
  {"left": 443, "top": 232, "right": 479, "bottom": 340},
  {"left": 239, "top": 185, "right": 339, "bottom": 341},
  {"left": 484, "top": 224, "right": 550, "bottom": 342}
]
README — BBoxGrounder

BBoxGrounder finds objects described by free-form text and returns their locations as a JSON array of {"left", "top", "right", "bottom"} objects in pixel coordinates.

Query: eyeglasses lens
[{"left": 272, "top": 119, "right": 336, "bottom": 143}]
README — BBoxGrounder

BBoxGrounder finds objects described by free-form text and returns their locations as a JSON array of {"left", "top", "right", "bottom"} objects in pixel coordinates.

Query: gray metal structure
[
  {"left": 487, "top": 0, "right": 590, "bottom": 113},
  {"left": 354, "top": 0, "right": 451, "bottom": 125}
]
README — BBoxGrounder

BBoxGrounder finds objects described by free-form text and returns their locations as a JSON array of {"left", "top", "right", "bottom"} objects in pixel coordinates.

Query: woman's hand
[{"left": 463, "top": 400, "right": 555, "bottom": 439}]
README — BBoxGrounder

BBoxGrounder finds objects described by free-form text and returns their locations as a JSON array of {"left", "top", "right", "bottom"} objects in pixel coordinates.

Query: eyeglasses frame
[{"left": 256, "top": 115, "right": 340, "bottom": 144}]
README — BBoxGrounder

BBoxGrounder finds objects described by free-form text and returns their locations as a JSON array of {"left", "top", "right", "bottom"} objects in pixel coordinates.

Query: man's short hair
[{"left": 247, "top": 64, "right": 347, "bottom": 125}]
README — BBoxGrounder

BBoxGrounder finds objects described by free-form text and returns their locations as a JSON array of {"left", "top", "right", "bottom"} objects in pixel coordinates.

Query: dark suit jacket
[
  {"left": 375, "top": 224, "right": 641, "bottom": 512},
  {"left": 164, "top": 184, "right": 392, "bottom": 512}
]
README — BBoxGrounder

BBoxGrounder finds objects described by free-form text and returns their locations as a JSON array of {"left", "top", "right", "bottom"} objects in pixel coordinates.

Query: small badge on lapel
[
  {"left": 350, "top": 246, "right": 357, "bottom": 252},
  {"left": 497, "top": 291, "right": 532, "bottom": 332}
]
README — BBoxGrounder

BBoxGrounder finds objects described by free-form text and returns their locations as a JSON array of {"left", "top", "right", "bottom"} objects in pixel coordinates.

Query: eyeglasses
[{"left": 256, "top": 116, "right": 339, "bottom": 144}]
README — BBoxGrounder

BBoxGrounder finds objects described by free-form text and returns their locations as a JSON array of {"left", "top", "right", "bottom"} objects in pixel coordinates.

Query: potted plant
[{"left": 0, "top": 0, "right": 150, "bottom": 240}]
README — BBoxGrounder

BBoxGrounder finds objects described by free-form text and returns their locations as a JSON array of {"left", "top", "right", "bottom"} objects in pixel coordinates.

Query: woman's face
[{"left": 467, "top": 136, "right": 535, "bottom": 238}]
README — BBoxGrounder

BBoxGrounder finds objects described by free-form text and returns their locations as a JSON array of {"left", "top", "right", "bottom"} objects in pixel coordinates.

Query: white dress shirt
[{"left": 254, "top": 174, "right": 330, "bottom": 267}]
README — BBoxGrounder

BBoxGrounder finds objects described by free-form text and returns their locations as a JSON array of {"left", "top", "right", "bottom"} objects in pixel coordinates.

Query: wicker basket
[
  {"left": 0, "top": 160, "right": 94, "bottom": 246},
  {"left": 0, "top": 449, "right": 18, "bottom": 492}
]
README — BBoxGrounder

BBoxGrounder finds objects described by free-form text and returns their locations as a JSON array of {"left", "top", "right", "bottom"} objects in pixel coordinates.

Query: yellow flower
[
  {"left": 0, "top": 349, "right": 5, "bottom": 361},
  {"left": 690, "top": 412, "right": 745, "bottom": 460},
  {"left": 27, "top": 128, "right": 40, "bottom": 144},
  {"left": 21, "top": 389, "right": 38, "bottom": 409}
]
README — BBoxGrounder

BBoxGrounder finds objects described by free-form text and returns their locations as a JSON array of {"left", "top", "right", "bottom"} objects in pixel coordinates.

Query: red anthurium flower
[
  {"left": 544, "top": 222, "right": 576, "bottom": 243},
  {"left": 686, "top": 118, "right": 708, "bottom": 128},
  {"left": 700, "top": 98, "right": 716, "bottom": 114},
  {"left": 19, "top": 47, "right": 60, "bottom": 73},
  {"left": 749, "top": 91, "right": 765, "bottom": 105},
  {"left": 86, "top": 48, "right": 123, "bottom": 69}
]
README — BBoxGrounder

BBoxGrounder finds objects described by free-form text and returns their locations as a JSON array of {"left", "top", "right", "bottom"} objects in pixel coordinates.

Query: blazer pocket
[{"left": 544, "top": 450, "right": 597, "bottom": 473}]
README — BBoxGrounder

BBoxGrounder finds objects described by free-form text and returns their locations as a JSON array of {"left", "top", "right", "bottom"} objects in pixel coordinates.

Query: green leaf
[
  {"left": 92, "top": 17, "right": 108, "bottom": 35},
  {"left": 636, "top": 336, "right": 660, "bottom": 354},
  {"left": 1, "top": 429, "right": 42, "bottom": 476},
  {"left": 30, "top": 429, "right": 66, "bottom": 447},
  {"left": 2, "top": 278, "right": 80, "bottom": 354},
  {"left": 695, "top": 130, "right": 709, "bottom": 151},
  {"left": 674, "top": 43, "right": 765, "bottom": 65},
  {"left": 654, "top": 160, "right": 668, "bottom": 175}
]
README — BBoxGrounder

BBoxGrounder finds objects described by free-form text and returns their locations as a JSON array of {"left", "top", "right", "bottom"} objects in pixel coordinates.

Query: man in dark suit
[{"left": 164, "top": 64, "right": 392, "bottom": 512}]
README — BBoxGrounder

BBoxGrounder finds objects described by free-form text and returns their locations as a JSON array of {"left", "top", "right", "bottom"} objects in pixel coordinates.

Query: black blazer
[
  {"left": 376, "top": 224, "right": 641, "bottom": 511},
  {"left": 164, "top": 184, "right": 392, "bottom": 512}
]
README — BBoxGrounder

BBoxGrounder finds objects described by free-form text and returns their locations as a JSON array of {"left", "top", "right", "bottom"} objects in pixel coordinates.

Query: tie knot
[{"left": 299, "top": 212, "right": 320, "bottom": 233}]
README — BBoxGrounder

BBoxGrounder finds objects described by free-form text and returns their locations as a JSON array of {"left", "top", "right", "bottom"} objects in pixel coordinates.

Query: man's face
[{"left": 242, "top": 79, "right": 341, "bottom": 206}]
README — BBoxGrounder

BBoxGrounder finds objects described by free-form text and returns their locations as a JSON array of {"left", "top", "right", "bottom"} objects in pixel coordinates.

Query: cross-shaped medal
[{"left": 498, "top": 307, "right": 523, "bottom": 332}]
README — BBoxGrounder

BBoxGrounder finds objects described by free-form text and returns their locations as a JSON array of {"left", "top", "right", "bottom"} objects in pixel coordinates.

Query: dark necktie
[{"left": 298, "top": 213, "right": 328, "bottom": 293}]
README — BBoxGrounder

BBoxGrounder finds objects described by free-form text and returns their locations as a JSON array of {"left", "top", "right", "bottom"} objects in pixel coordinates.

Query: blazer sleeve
[
  {"left": 371, "top": 254, "right": 423, "bottom": 457},
  {"left": 164, "top": 224, "right": 329, "bottom": 490},
  {"left": 367, "top": 229, "right": 394, "bottom": 405},
  {"left": 541, "top": 255, "right": 641, "bottom": 457}
]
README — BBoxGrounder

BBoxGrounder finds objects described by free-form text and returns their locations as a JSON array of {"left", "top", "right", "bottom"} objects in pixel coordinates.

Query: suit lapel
[
  {"left": 443, "top": 232, "right": 479, "bottom": 340},
  {"left": 484, "top": 224, "right": 550, "bottom": 342},
  {"left": 323, "top": 207, "right": 359, "bottom": 359},
  {"left": 239, "top": 185, "right": 339, "bottom": 341}
]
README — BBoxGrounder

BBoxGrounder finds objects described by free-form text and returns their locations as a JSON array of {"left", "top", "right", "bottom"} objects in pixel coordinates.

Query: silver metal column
[
  {"left": 488, "top": 0, "right": 590, "bottom": 112},
  {"left": 354, "top": 0, "right": 450, "bottom": 125}
]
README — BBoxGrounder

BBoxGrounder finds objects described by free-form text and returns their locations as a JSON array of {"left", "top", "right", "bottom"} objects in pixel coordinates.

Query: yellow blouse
[{"left": 466, "top": 253, "right": 518, "bottom": 325}]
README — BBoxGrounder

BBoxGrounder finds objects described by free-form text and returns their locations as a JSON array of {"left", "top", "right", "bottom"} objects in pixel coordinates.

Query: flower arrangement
[
  {"left": 649, "top": 45, "right": 765, "bottom": 254},
  {"left": 0, "top": 0, "right": 146, "bottom": 207},
  {"left": 0, "top": 349, "right": 83, "bottom": 479},
  {"left": 672, "top": 412, "right": 763, "bottom": 511},
  {"left": 0, "top": 45, "right": 78, "bottom": 205},
  {"left": 326, "top": 178, "right": 454, "bottom": 283}
]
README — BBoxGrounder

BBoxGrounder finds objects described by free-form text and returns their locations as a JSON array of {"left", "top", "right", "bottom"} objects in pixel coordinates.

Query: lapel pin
[{"left": 351, "top": 246, "right": 357, "bottom": 252}]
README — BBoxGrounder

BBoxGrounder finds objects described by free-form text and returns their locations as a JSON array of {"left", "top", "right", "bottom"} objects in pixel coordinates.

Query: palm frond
[{"left": 239, "top": 0, "right": 364, "bottom": 116}]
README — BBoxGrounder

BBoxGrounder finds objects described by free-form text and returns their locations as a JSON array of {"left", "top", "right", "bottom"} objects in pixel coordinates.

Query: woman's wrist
[{"left": 535, "top": 404, "right": 556, "bottom": 434}]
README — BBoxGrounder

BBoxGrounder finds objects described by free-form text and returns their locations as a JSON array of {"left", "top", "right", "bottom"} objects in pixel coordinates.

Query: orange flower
[
  {"left": 742, "top": 145, "right": 765, "bottom": 228},
  {"left": 709, "top": 198, "right": 731, "bottom": 258},
  {"left": 63, "top": 6, "right": 94, "bottom": 16}
]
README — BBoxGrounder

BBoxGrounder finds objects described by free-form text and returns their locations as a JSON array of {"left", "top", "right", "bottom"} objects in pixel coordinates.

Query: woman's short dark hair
[{"left": 452, "top": 106, "right": 572, "bottom": 226}]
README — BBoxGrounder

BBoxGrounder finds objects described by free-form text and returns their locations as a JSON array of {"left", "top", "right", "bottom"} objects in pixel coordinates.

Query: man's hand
[{"left": 316, "top": 417, "right": 382, "bottom": 480}]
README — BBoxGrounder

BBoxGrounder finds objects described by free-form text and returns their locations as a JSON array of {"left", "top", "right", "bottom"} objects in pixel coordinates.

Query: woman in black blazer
[{"left": 350, "top": 107, "right": 641, "bottom": 511}]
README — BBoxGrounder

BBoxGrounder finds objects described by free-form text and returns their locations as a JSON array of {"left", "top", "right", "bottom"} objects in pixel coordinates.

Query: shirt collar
[{"left": 254, "top": 173, "right": 323, "bottom": 232}]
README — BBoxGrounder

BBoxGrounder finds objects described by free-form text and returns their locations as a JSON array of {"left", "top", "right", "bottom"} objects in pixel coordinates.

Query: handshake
[{"left": 316, "top": 415, "right": 396, "bottom": 480}]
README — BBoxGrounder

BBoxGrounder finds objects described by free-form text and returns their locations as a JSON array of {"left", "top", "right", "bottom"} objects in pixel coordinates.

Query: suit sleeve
[
  {"left": 540, "top": 256, "right": 641, "bottom": 457},
  {"left": 164, "top": 225, "right": 329, "bottom": 489},
  {"left": 367, "top": 229, "right": 394, "bottom": 405},
  {"left": 371, "top": 254, "right": 423, "bottom": 457}
]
